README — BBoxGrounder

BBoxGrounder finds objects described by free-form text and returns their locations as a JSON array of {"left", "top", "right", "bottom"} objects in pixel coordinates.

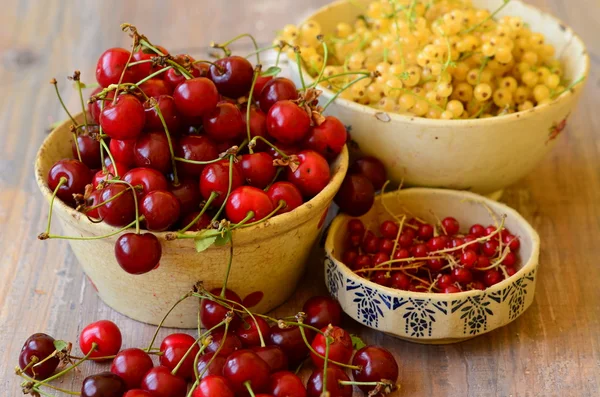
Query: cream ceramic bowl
[
  {"left": 324, "top": 188, "right": 540, "bottom": 343},
  {"left": 35, "top": 114, "right": 348, "bottom": 328},
  {"left": 289, "top": 0, "right": 589, "bottom": 197}
]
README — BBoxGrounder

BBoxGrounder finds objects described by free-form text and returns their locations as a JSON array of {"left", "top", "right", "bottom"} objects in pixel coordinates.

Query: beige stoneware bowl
[
  {"left": 324, "top": 188, "right": 540, "bottom": 343},
  {"left": 35, "top": 114, "right": 348, "bottom": 328},
  {"left": 289, "top": 0, "right": 589, "bottom": 197}
]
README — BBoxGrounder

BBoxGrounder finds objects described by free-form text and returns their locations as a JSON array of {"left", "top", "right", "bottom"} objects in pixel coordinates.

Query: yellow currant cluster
[{"left": 278, "top": 0, "right": 568, "bottom": 119}]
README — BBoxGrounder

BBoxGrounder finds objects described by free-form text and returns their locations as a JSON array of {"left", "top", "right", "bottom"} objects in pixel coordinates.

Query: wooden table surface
[{"left": 0, "top": 0, "right": 598, "bottom": 396}]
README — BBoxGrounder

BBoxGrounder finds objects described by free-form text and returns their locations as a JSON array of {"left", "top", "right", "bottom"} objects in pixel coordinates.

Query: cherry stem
[
  {"left": 147, "top": 292, "right": 193, "bottom": 351},
  {"left": 322, "top": 327, "right": 331, "bottom": 396},
  {"left": 246, "top": 66, "right": 262, "bottom": 149},
  {"left": 98, "top": 100, "right": 106, "bottom": 170},
  {"left": 74, "top": 76, "right": 90, "bottom": 129},
  {"left": 43, "top": 177, "right": 67, "bottom": 236},
  {"left": 134, "top": 66, "right": 172, "bottom": 86},
  {"left": 295, "top": 49, "right": 307, "bottom": 91},
  {"left": 174, "top": 156, "right": 223, "bottom": 165},
  {"left": 127, "top": 59, "right": 154, "bottom": 67},
  {"left": 264, "top": 167, "right": 284, "bottom": 191},
  {"left": 322, "top": 74, "right": 371, "bottom": 110},
  {"left": 18, "top": 373, "right": 79, "bottom": 395},
  {"left": 179, "top": 191, "right": 219, "bottom": 233},
  {"left": 50, "top": 79, "right": 77, "bottom": 125},
  {"left": 249, "top": 136, "right": 288, "bottom": 160},
  {"left": 230, "top": 211, "right": 255, "bottom": 230},
  {"left": 153, "top": 101, "right": 179, "bottom": 185},
  {"left": 311, "top": 39, "right": 329, "bottom": 89},
  {"left": 198, "top": 316, "right": 233, "bottom": 380},
  {"left": 189, "top": 344, "right": 208, "bottom": 396},
  {"left": 220, "top": 242, "right": 234, "bottom": 298},
  {"left": 214, "top": 33, "right": 260, "bottom": 64},
  {"left": 35, "top": 343, "right": 97, "bottom": 387},
  {"left": 68, "top": 349, "right": 162, "bottom": 361},
  {"left": 99, "top": 139, "right": 119, "bottom": 176},
  {"left": 275, "top": 45, "right": 284, "bottom": 67},
  {"left": 85, "top": 185, "right": 140, "bottom": 212},
  {"left": 114, "top": 38, "right": 136, "bottom": 103},
  {"left": 42, "top": 218, "right": 139, "bottom": 241},
  {"left": 235, "top": 200, "right": 285, "bottom": 229},
  {"left": 245, "top": 44, "right": 277, "bottom": 60},
  {"left": 244, "top": 381, "right": 257, "bottom": 397},
  {"left": 71, "top": 130, "right": 83, "bottom": 163},
  {"left": 108, "top": 180, "right": 140, "bottom": 234},
  {"left": 210, "top": 155, "right": 234, "bottom": 223},
  {"left": 171, "top": 320, "right": 226, "bottom": 377}
]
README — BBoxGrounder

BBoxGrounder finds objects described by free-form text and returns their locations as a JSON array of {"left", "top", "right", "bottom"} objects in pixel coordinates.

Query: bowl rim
[
  {"left": 324, "top": 188, "right": 541, "bottom": 300},
  {"left": 34, "top": 114, "right": 349, "bottom": 241},
  {"left": 289, "top": 0, "right": 590, "bottom": 126}
]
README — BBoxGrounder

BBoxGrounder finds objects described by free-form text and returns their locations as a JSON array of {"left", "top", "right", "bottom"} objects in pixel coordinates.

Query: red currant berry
[
  {"left": 209, "top": 56, "right": 254, "bottom": 98},
  {"left": 347, "top": 219, "right": 365, "bottom": 236},
  {"left": 100, "top": 94, "right": 146, "bottom": 140},
  {"left": 307, "top": 366, "right": 351, "bottom": 397},
  {"left": 418, "top": 223, "right": 434, "bottom": 240},
  {"left": 393, "top": 248, "right": 410, "bottom": 260},
  {"left": 503, "top": 234, "right": 521, "bottom": 250},
  {"left": 441, "top": 217, "right": 460, "bottom": 235},
  {"left": 476, "top": 255, "right": 491, "bottom": 269},
  {"left": 463, "top": 234, "right": 481, "bottom": 252},
  {"left": 373, "top": 271, "right": 391, "bottom": 286},
  {"left": 362, "top": 232, "right": 380, "bottom": 254},
  {"left": 334, "top": 174, "right": 374, "bottom": 216},
  {"left": 437, "top": 274, "right": 454, "bottom": 289},
  {"left": 427, "top": 258, "right": 444, "bottom": 272},
  {"left": 200, "top": 288, "right": 242, "bottom": 330},
  {"left": 97, "top": 184, "right": 136, "bottom": 227},
  {"left": 287, "top": 150, "right": 330, "bottom": 197},
  {"left": 379, "top": 238, "right": 395, "bottom": 255},
  {"left": 79, "top": 320, "right": 122, "bottom": 359},
  {"left": 484, "top": 225, "right": 498, "bottom": 237},
  {"left": 141, "top": 366, "right": 187, "bottom": 397},
  {"left": 81, "top": 372, "right": 127, "bottom": 397},
  {"left": 427, "top": 236, "right": 447, "bottom": 252},
  {"left": 444, "top": 286, "right": 461, "bottom": 293},
  {"left": 200, "top": 161, "right": 244, "bottom": 207},
  {"left": 258, "top": 77, "right": 298, "bottom": 113},
  {"left": 206, "top": 330, "right": 242, "bottom": 357},
  {"left": 380, "top": 220, "right": 399, "bottom": 239},
  {"left": 460, "top": 250, "right": 478, "bottom": 269},
  {"left": 353, "top": 255, "right": 372, "bottom": 271},
  {"left": 302, "top": 296, "right": 342, "bottom": 330},
  {"left": 482, "top": 240, "right": 499, "bottom": 257},
  {"left": 266, "top": 100, "right": 310, "bottom": 144},
  {"left": 398, "top": 230, "right": 415, "bottom": 248},
  {"left": 304, "top": 116, "right": 347, "bottom": 160},
  {"left": 391, "top": 272, "right": 411, "bottom": 290},
  {"left": 505, "top": 266, "right": 517, "bottom": 277},
  {"left": 266, "top": 182, "right": 303, "bottom": 214},
  {"left": 225, "top": 186, "right": 275, "bottom": 223},
  {"left": 141, "top": 190, "right": 181, "bottom": 231},
  {"left": 110, "top": 348, "right": 154, "bottom": 389},
  {"left": 349, "top": 156, "right": 387, "bottom": 190},
  {"left": 236, "top": 316, "right": 271, "bottom": 348},
  {"left": 192, "top": 375, "right": 235, "bottom": 397},
  {"left": 115, "top": 232, "right": 162, "bottom": 274},
  {"left": 223, "top": 350, "right": 271, "bottom": 394},
  {"left": 19, "top": 333, "right": 60, "bottom": 379},
  {"left": 452, "top": 267, "right": 473, "bottom": 284},
  {"left": 173, "top": 77, "right": 219, "bottom": 118},
  {"left": 502, "top": 252, "right": 516, "bottom": 266},
  {"left": 342, "top": 250, "right": 358, "bottom": 267},
  {"left": 412, "top": 243, "right": 429, "bottom": 258},
  {"left": 484, "top": 269, "right": 502, "bottom": 286},
  {"left": 241, "top": 153, "right": 277, "bottom": 189},
  {"left": 203, "top": 102, "right": 245, "bottom": 142},
  {"left": 96, "top": 48, "right": 139, "bottom": 87},
  {"left": 351, "top": 346, "right": 399, "bottom": 394},
  {"left": 47, "top": 159, "right": 91, "bottom": 205},
  {"left": 469, "top": 224, "right": 485, "bottom": 237},
  {"left": 373, "top": 252, "right": 391, "bottom": 266}
]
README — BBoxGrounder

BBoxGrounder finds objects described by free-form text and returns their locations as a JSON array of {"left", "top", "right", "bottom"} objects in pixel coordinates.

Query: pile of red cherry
[
  {"left": 18, "top": 293, "right": 399, "bottom": 397},
  {"left": 44, "top": 27, "right": 349, "bottom": 276},
  {"left": 342, "top": 216, "right": 521, "bottom": 293}
]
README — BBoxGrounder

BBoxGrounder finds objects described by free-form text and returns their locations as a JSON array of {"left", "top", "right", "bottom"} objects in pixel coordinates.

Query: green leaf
[
  {"left": 350, "top": 334, "right": 366, "bottom": 350},
  {"left": 261, "top": 66, "right": 282, "bottom": 77},
  {"left": 72, "top": 81, "right": 99, "bottom": 90},
  {"left": 53, "top": 340, "right": 68, "bottom": 352},
  {"left": 194, "top": 229, "right": 221, "bottom": 252},
  {"left": 214, "top": 229, "right": 232, "bottom": 247}
]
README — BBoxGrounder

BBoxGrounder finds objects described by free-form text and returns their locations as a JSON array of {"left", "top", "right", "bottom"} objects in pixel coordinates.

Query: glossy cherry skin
[
  {"left": 268, "top": 143, "right": 298, "bottom": 160},
  {"left": 236, "top": 316, "right": 271, "bottom": 348},
  {"left": 200, "top": 161, "right": 244, "bottom": 207},
  {"left": 134, "top": 131, "right": 172, "bottom": 174},
  {"left": 203, "top": 102, "right": 245, "bottom": 142},
  {"left": 266, "top": 100, "right": 310, "bottom": 144},
  {"left": 159, "top": 333, "right": 199, "bottom": 380},
  {"left": 141, "top": 366, "right": 187, "bottom": 397},
  {"left": 251, "top": 76, "right": 273, "bottom": 100},
  {"left": 223, "top": 349, "right": 271, "bottom": 394},
  {"left": 304, "top": 116, "right": 347, "bottom": 160},
  {"left": 310, "top": 326, "right": 353, "bottom": 367},
  {"left": 266, "top": 182, "right": 303, "bottom": 214},
  {"left": 173, "top": 77, "right": 219, "bottom": 118},
  {"left": 197, "top": 352, "right": 227, "bottom": 379},
  {"left": 225, "top": 186, "right": 275, "bottom": 223},
  {"left": 110, "top": 348, "right": 154, "bottom": 389},
  {"left": 193, "top": 375, "right": 235, "bottom": 397},
  {"left": 93, "top": 161, "right": 130, "bottom": 189},
  {"left": 81, "top": 372, "right": 127, "bottom": 397},
  {"left": 115, "top": 233, "right": 162, "bottom": 275},
  {"left": 89, "top": 87, "right": 112, "bottom": 123},
  {"left": 287, "top": 150, "right": 330, "bottom": 198},
  {"left": 306, "top": 366, "right": 352, "bottom": 397},
  {"left": 130, "top": 45, "right": 169, "bottom": 78},
  {"left": 268, "top": 325, "right": 312, "bottom": 367},
  {"left": 179, "top": 211, "right": 211, "bottom": 231},
  {"left": 79, "top": 320, "right": 122, "bottom": 359},
  {"left": 302, "top": 296, "right": 342, "bottom": 330},
  {"left": 86, "top": 188, "right": 103, "bottom": 219},
  {"left": 97, "top": 184, "right": 136, "bottom": 226},
  {"left": 210, "top": 56, "right": 254, "bottom": 98},
  {"left": 19, "top": 333, "right": 60, "bottom": 379},
  {"left": 110, "top": 139, "right": 136, "bottom": 167},
  {"left": 141, "top": 190, "right": 181, "bottom": 231},
  {"left": 96, "top": 48, "right": 139, "bottom": 88},
  {"left": 267, "top": 371, "right": 307, "bottom": 397},
  {"left": 144, "top": 95, "right": 181, "bottom": 133},
  {"left": 352, "top": 346, "right": 399, "bottom": 394},
  {"left": 258, "top": 77, "right": 298, "bottom": 113},
  {"left": 240, "top": 153, "right": 277, "bottom": 189},
  {"left": 47, "top": 159, "right": 91, "bottom": 205},
  {"left": 252, "top": 346, "right": 288, "bottom": 373},
  {"left": 200, "top": 288, "right": 242, "bottom": 330},
  {"left": 169, "top": 178, "right": 202, "bottom": 215},
  {"left": 139, "top": 78, "right": 171, "bottom": 98},
  {"left": 163, "top": 54, "right": 206, "bottom": 90},
  {"left": 123, "top": 167, "right": 168, "bottom": 197},
  {"left": 242, "top": 106, "right": 268, "bottom": 148},
  {"left": 175, "top": 135, "right": 219, "bottom": 176},
  {"left": 350, "top": 156, "right": 387, "bottom": 191},
  {"left": 73, "top": 133, "right": 102, "bottom": 169},
  {"left": 206, "top": 330, "right": 243, "bottom": 357},
  {"left": 100, "top": 94, "right": 146, "bottom": 140},
  {"left": 123, "top": 390, "right": 154, "bottom": 397},
  {"left": 334, "top": 173, "right": 375, "bottom": 216}
]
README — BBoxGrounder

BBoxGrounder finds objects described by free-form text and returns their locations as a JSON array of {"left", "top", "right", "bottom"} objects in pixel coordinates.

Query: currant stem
[
  {"left": 50, "top": 79, "right": 77, "bottom": 125},
  {"left": 179, "top": 191, "right": 219, "bottom": 233},
  {"left": 43, "top": 218, "right": 139, "bottom": 241},
  {"left": 322, "top": 74, "right": 371, "bottom": 110},
  {"left": 147, "top": 292, "right": 193, "bottom": 351},
  {"left": 247, "top": 66, "right": 262, "bottom": 149},
  {"left": 317, "top": 70, "right": 371, "bottom": 85},
  {"left": 44, "top": 177, "right": 67, "bottom": 236}
]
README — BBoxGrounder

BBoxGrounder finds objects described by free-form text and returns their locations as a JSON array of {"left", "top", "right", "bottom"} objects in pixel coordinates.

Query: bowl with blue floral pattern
[{"left": 324, "top": 188, "right": 540, "bottom": 344}]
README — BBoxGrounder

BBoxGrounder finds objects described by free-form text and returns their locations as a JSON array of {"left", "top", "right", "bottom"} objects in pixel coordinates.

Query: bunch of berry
[
  {"left": 278, "top": 0, "right": 582, "bottom": 119},
  {"left": 341, "top": 213, "right": 521, "bottom": 293},
  {"left": 42, "top": 25, "right": 349, "bottom": 275},
  {"left": 17, "top": 290, "right": 399, "bottom": 397}
]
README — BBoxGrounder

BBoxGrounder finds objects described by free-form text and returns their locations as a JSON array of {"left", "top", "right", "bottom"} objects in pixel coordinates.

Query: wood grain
[{"left": 0, "top": 0, "right": 598, "bottom": 396}]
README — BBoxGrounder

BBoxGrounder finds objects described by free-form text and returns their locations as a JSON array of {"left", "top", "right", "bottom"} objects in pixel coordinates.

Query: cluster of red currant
[
  {"left": 42, "top": 25, "right": 349, "bottom": 275},
  {"left": 342, "top": 214, "right": 521, "bottom": 293},
  {"left": 17, "top": 287, "right": 399, "bottom": 397}
]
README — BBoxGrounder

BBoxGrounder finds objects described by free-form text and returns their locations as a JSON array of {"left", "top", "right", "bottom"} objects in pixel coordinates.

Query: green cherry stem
[
  {"left": 247, "top": 66, "right": 262, "bottom": 149},
  {"left": 50, "top": 79, "right": 77, "bottom": 125},
  {"left": 42, "top": 177, "right": 67, "bottom": 236},
  {"left": 40, "top": 218, "right": 139, "bottom": 241},
  {"left": 249, "top": 136, "right": 289, "bottom": 160},
  {"left": 74, "top": 73, "right": 90, "bottom": 128},
  {"left": 114, "top": 40, "right": 136, "bottom": 103},
  {"left": 322, "top": 333, "right": 331, "bottom": 396},
  {"left": 171, "top": 320, "right": 226, "bottom": 377},
  {"left": 85, "top": 185, "right": 141, "bottom": 212},
  {"left": 99, "top": 140, "right": 119, "bottom": 177},
  {"left": 108, "top": 180, "right": 140, "bottom": 234},
  {"left": 134, "top": 66, "right": 172, "bottom": 87},
  {"left": 153, "top": 100, "right": 179, "bottom": 185},
  {"left": 244, "top": 381, "right": 257, "bottom": 397},
  {"left": 174, "top": 156, "right": 223, "bottom": 165},
  {"left": 179, "top": 192, "right": 219, "bottom": 233},
  {"left": 210, "top": 156, "right": 234, "bottom": 223},
  {"left": 230, "top": 211, "right": 255, "bottom": 230},
  {"left": 220, "top": 242, "right": 234, "bottom": 299},
  {"left": 235, "top": 201, "right": 285, "bottom": 229},
  {"left": 36, "top": 343, "right": 98, "bottom": 387},
  {"left": 18, "top": 373, "right": 79, "bottom": 395},
  {"left": 98, "top": 100, "right": 106, "bottom": 170},
  {"left": 264, "top": 167, "right": 284, "bottom": 191},
  {"left": 214, "top": 33, "right": 261, "bottom": 64},
  {"left": 245, "top": 44, "right": 278, "bottom": 60},
  {"left": 197, "top": 317, "right": 233, "bottom": 380},
  {"left": 147, "top": 292, "right": 193, "bottom": 351}
]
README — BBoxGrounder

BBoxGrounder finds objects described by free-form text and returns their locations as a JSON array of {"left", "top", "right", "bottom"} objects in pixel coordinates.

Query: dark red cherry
[
  {"left": 175, "top": 135, "right": 219, "bottom": 176},
  {"left": 209, "top": 56, "right": 254, "bottom": 98},
  {"left": 163, "top": 54, "right": 205, "bottom": 90},
  {"left": 206, "top": 330, "right": 242, "bottom": 357},
  {"left": 122, "top": 167, "right": 168, "bottom": 198},
  {"left": 350, "top": 156, "right": 387, "bottom": 191},
  {"left": 266, "top": 100, "right": 310, "bottom": 144},
  {"left": 115, "top": 233, "right": 162, "bottom": 275},
  {"left": 200, "top": 161, "right": 244, "bottom": 207},
  {"left": 268, "top": 325, "right": 312, "bottom": 367},
  {"left": 258, "top": 78, "right": 298, "bottom": 113},
  {"left": 306, "top": 366, "right": 352, "bottom": 397},
  {"left": 139, "top": 78, "right": 171, "bottom": 98},
  {"left": 81, "top": 372, "right": 127, "bottom": 397},
  {"left": 130, "top": 45, "right": 169, "bottom": 78},
  {"left": 240, "top": 153, "right": 277, "bottom": 189},
  {"left": 144, "top": 95, "right": 181, "bottom": 133},
  {"left": 173, "top": 77, "right": 219, "bottom": 118},
  {"left": 179, "top": 211, "right": 211, "bottom": 231},
  {"left": 225, "top": 186, "right": 275, "bottom": 223},
  {"left": 192, "top": 375, "right": 235, "bottom": 397},
  {"left": 203, "top": 102, "right": 245, "bottom": 143},
  {"left": 89, "top": 87, "right": 114, "bottom": 123},
  {"left": 141, "top": 366, "right": 187, "bottom": 397},
  {"left": 92, "top": 161, "right": 130, "bottom": 189},
  {"left": 134, "top": 131, "right": 172, "bottom": 173},
  {"left": 79, "top": 320, "right": 122, "bottom": 359},
  {"left": 86, "top": 188, "right": 103, "bottom": 219},
  {"left": 110, "top": 348, "right": 154, "bottom": 389},
  {"left": 267, "top": 371, "right": 306, "bottom": 397},
  {"left": 160, "top": 333, "right": 199, "bottom": 380},
  {"left": 223, "top": 350, "right": 271, "bottom": 394},
  {"left": 252, "top": 346, "right": 288, "bottom": 373},
  {"left": 304, "top": 116, "right": 347, "bottom": 160},
  {"left": 96, "top": 48, "right": 139, "bottom": 88},
  {"left": 47, "top": 159, "right": 91, "bottom": 205},
  {"left": 287, "top": 150, "right": 330, "bottom": 198},
  {"left": 351, "top": 346, "right": 399, "bottom": 394},
  {"left": 196, "top": 352, "right": 226, "bottom": 379},
  {"left": 236, "top": 316, "right": 271, "bottom": 348},
  {"left": 310, "top": 326, "right": 353, "bottom": 367},
  {"left": 100, "top": 94, "right": 146, "bottom": 140},
  {"left": 97, "top": 183, "right": 136, "bottom": 226},
  {"left": 73, "top": 132, "right": 102, "bottom": 169},
  {"left": 268, "top": 143, "right": 299, "bottom": 160},
  {"left": 123, "top": 390, "right": 154, "bottom": 397},
  {"left": 200, "top": 288, "right": 242, "bottom": 329},
  {"left": 302, "top": 296, "right": 342, "bottom": 330},
  {"left": 141, "top": 190, "right": 181, "bottom": 231},
  {"left": 110, "top": 139, "right": 136, "bottom": 167},
  {"left": 242, "top": 105, "right": 268, "bottom": 149},
  {"left": 252, "top": 76, "right": 273, "bottom": 100},
  {"left": 19, "top": 333, "right": 60, "bottom": 379},
  {"left": 266, "top": 182, "right": 303, "bottom": 214},
  {"left": 169, "top": 178, "right": 202, "bottom": 215},
  {"left": 334, "top": 173, "right": 375, "bottom": 216}
]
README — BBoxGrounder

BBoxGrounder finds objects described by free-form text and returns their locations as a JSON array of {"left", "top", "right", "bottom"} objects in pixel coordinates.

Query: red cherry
[
  {"left": 268, "top": 143, "right": 298, "bottom": 160},
  {"left": 79, "top": 320, "right": 122, "bottom": 359},
  {"left": 304, "top": 116, "right": 347, "bottom": 159},
  {"left": 252, "top": 76, "right": 273, "bottom": 100},
  {"left": 144, "top": 95, "right": 181, "bottom": 133},
  {"left": 81, "top": 372, "right": 127, "bottom": 397},
  {"left": 115, "top": 233, "right": 162, "bottom": 274},
  {"left": 97, "top": 184, "right": 136, "bottom": 226},
  {"left": 334, "top": 174, "right": 374, "bottom": 216},
  {"left": 223, "top": 350, "right": 271, "bottom": 394},
  {"left": 123, "top": 390, "right": 154, "bottom": 397},
  {"left": 252, "top": 346, "right": 289, "bottom": 373},
  {"left": 226, "top": 186, "right": 275, "bottom": 223},
  {"left": 266, "top": 100, "right": 310, "bottom": 144},
  {"left": 206, "top": 330, "right": 243, "bottom": 357},
  {"left": 203, "top": 102, "right": 245, "bottom": 142},
  {"left": 352, "top": 346, "right": 399, "bottom": 394},
  {"left": 258, "top": 78, "right": 298, "bottom": 113},
  {"left": 159, "top": 333, "right": 199, "bottom": 380},
  {"left": 86, "top": 189, "right": 103, "bottom": 219},
  {"left": 110, "top": 348, "right": 154, "bottom": 389},
  {"left": 484, "top": 269, "right": 502, "bottom": 286},
  {"left": 73, "top": 132, "right": 102, "bottom": 169},
  {"left": 503, "top": 252, "right": 516, "bottom": 266},
  {"left": 192, "top": 375, "right": 235, "bottom": 397},
  {"left": 130, "top": 45, "right": 169, "bottom": 78},
  {"left": 173, "top": 77, "right": 219, "bottom": 118},
  {"left": 209, "top": 56, "right": 254, "bottom": 98},
  {"left": 92, "top": 162, "right": 130, "bottom": 189},
  {"left": 47, "top": 159, "right": 91, "bottom": 205},
  {"left": 391, "top": 272, "right": 411, "bottom": 290},
  {"left": 196, "top": 352, "right": 226, "bottom": 379},
  {"left": 141, "top": 190, "right": 181, "bottom": 231},
  {"left": 141, "top": 366, "right": 187, "bottom": 397},
  {"left": 267, "top": 371, "right": 307, "bottom": 397},
  {"left": 89, "top": 88, "right": 114, "bottom": 123},
  {"left": 123, "top": 167, "right": 168, "bottom": 197},
  {"left": 200, "top": 288, "right": 242, "bottom": 329},
  {"left": 110, "top": 139, "right": 136, "bottom": 167},
  {"left": 139, "top": 78, "right": 171, "bottom": 98},
  {"left": 380, "top": 220, "right": 399, "bottom": 239},
  {"left": 175, "top": 135, "right": 218, "bottom": 176},
  {"left": 200, "top": 161, "right": 244, "bottom": 207},
  {"left": 96, "top": 48, "right": 139, "bottom": 88},
  {"left": 266, "top": 182, "right": 303, "bottom": 214},
  {"left": 287, "top": 150, "right": 330, "bottom": 197},
  {"left": 306, "top": 366, "right": 352, "bottom": 397},
  {"left": 242, "top": 105, "right": 268, "bottom": 148},
  {"left": 163, "top": 55, "right": 205, "bottom": 90},
  {"left": 302, "top": 296, "right": 342, "bottom": 330},
  {"left": 349, "top": 156, "right": 386, "bottom": 190},
  {"left": 169, "top": 178, "right": 202, "bottom": 215},
  {"left": 236, "top": 316, "right": 272, "bottom": 348},
  {"left": 19, "top": 333, "right": 60, "bottom": 379},
  {"left": 100, "top": 94, "right": 146, "bottom": 140},
  {"left": 134, "top": 131, "right": 172, "bottom": 174},
  {"left": 310, "top": 326, "right": 353, "bottom": 367},
  {"left": 268, "top": 325, "right": 311, "bottom": 367},
  {"left": 240, "top": 153, "right": 277, "bottom": 189}
]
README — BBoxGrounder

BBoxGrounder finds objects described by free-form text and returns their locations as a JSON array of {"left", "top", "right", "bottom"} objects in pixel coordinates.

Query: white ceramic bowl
[
  {"left": 324, "top": 188, "right": 540, "bottom": 343},
  {"left": 289, "top": 0, "right": 589, "bottom": 197}
]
